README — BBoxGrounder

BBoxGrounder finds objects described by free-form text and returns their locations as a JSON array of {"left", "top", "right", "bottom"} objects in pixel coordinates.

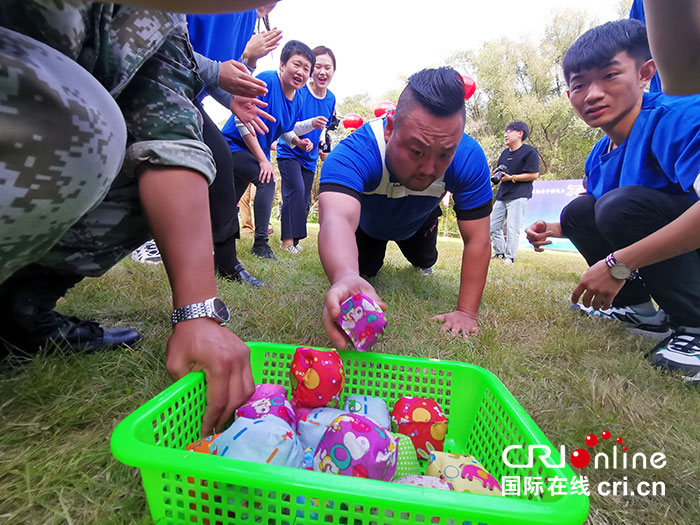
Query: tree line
[{"left": 334, "top": 5, "right": 635, "bottom": 180}]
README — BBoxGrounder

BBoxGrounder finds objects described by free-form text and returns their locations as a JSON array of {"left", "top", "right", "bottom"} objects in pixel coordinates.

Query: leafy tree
[
  {"left": 447, "top": 8, "right": 604, "bottom": 180},
  {"left": 616, "top": 0, "right": 634, "bottom": 18}
]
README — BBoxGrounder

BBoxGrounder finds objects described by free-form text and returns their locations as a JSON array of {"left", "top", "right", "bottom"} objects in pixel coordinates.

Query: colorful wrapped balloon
[
  {"left": 391, "top": 433, "right": 421, "bottom": 479},
  {"left": 343, "top": 394, "right": 391, "bottom": 430},
  {"left": 313, "top": 414, "right": 398, "bottom": 481},
  {"left": 297, "top": 406, "right": 347, "bottom": 450},
  {"left": 235, "top": 383, "right": 296, "bottom": 429},
  {"left": 186, "top": 433, "right": 221, "bottom": 454},
  {"left": 391, "top": 396, "right": 448, "bottom": 460},
  {"left": 336, "top": 294, "right": 387, "bottom": 351},
  {"left": 211, "top": 417, "right": 304, "bottom": 469},
  {"left": 426, "top": 452, "right": 503, "bottom": 496},
  {"left": 290, "top": 346, "right": 345, "bottom": 408}
]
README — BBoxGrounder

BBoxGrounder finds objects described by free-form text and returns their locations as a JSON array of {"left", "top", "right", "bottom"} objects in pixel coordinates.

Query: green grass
[{"left": 1, "top": 223, "right": 699, "bottom": 524}]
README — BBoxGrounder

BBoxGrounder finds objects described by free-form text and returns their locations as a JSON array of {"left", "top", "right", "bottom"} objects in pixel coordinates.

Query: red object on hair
[
  {"left": 461, "top": 75, "right": 476, "bottom": 100},
  {"left": 373, "top": 101, "right": 397, "bottom": 118},
  {"left": 343, "top": 113, "right": 364, "bottom": 131}
]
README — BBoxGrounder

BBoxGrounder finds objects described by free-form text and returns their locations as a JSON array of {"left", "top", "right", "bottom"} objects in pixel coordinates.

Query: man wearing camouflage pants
[{"left": 0, "top": 0, "right": 271, "bottom": 435}]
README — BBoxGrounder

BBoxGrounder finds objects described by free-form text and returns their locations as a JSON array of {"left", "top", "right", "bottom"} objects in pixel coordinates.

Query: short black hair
[
  {"left": 395, "top": 67, "right": 466, "bottom": 124},
  {"left": 281, "top": 40, "right": 315, "bottom": 70},
  {"left": 506, "top": 121, "right": 529, "bottom": 141},
  {"left": 563, "top": 19, "right": 651, "bottom": 84},
  {"left": 313, "top": 45, "right": 336, "bottom": 70}
]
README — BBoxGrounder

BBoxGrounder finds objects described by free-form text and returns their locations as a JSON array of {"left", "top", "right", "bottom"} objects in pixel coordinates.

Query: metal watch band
[
  {"left": 171, "top": 297, "right": 230, "bottom": 326},
  {"left": 171, "top": 301, "right": 211, "bottom": 325}
]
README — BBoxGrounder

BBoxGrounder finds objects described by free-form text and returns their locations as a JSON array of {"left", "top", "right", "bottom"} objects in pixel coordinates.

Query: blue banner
[{"left": 519, "top": 179, "right": 585, "bottom": 252}]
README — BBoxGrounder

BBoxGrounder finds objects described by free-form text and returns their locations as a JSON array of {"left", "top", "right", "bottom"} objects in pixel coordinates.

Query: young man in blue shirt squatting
[
  {"left": 222, "top": 40, "right": 315, "bottom": 260},
  {"left": 318, "top": 67, "right": 493, "bottom": 345},
  {"left": 526, "top": 19, "right": 700, "bottom": 381}
]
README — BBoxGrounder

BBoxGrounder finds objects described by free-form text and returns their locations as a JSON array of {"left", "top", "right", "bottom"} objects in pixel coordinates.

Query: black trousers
[
  {"left": 357, "top": 206, "right": 442, "bottom": 278},
  {"left": 198, "top": 102, "right": 241, "bottom": 246},
  {"left": 560, "top": 185, "right": 700, "bottom": 327},
  {"left": 231, "top": 150, "right": 275, "bottom": 242},
  {"left": 278, "top": 157, "right": 315, "bottom": 241}
]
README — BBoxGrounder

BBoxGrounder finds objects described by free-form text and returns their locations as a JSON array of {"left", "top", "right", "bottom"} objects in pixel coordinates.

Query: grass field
[{"left": 1, "top": 223, "right": 699, "bottom": 524}]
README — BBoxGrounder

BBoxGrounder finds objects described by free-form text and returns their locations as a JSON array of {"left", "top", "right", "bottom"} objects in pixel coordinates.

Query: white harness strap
[{"left": 363, "top": 118, "right": 446, "bottom": 199}]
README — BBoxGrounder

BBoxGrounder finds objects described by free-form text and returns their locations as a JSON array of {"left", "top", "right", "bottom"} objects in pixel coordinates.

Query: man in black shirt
[{"left": 490, "top": 121, "right": 540, "bottom": 264}]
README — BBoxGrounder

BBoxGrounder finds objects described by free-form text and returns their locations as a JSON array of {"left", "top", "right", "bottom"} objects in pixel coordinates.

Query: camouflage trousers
[{"left": 1, "top": 27, "right": 151, "bottom": 285}]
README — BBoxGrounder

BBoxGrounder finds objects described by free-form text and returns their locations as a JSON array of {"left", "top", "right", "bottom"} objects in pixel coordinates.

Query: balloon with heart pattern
[{"left": 313, "top": 414, "right": 398, "bottom": 481}]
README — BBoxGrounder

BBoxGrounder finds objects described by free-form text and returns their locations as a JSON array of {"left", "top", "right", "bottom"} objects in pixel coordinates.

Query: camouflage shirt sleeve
[{"left": 116, "top": 21, "right": 216, "bottom": 184}]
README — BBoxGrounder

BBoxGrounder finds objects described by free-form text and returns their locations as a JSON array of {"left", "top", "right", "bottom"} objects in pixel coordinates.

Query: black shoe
[
  {"left": 251, "top": 241, "right": 276, "bottom": 260},
  {"left": 491, "top": 254, "right": 505, "bottom": 260},
  {"left": 2, "top": 310, "right": 142, "bottom": 355},
  {"left": 0, "top": 266, "right": 141, "bottom": 356},
  {"left": 217, "top": 263, "right": 265, "bottom": 287}
]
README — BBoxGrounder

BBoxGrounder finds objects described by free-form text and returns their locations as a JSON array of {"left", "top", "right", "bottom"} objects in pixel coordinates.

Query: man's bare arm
[
  {"left": 318, "top": 191, "right": 385, "bottom": 347},
  {"left": 138, "top": 167, "right": 254, "bottom": 436},
  {"left": 318, "top": 192, "right": 362, "bottom": 284},
  {"left": 644, "top": 0, "right": 700, "bottom": 95}
]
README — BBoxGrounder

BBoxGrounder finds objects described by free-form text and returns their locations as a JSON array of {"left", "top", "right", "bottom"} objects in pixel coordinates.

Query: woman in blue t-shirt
[
  {"left": 276, "top": 46, "right": 337, "bottom": 254},
  {"left": 222, "top": 40, "right": 316, "bottom": 260}
]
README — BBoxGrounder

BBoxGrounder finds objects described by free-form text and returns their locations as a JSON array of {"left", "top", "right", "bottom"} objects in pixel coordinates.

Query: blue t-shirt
[
  {"left": 629, "top": 0, "right": 662, "bottom": 93},
  {"left": 321, "top": 120, "right": 493, "bottom": 241},
  {"left": 585, "top": 92, "right": 700, "bottom": 201},
  {"left": 221, "top": 70, "right": 303, "bottom": 160},
  {"left": 276, "top": 85, "right": 337, "bottom": 172},
  {"left": 186, "top": 11, "right": 257, "bottom": 63}
]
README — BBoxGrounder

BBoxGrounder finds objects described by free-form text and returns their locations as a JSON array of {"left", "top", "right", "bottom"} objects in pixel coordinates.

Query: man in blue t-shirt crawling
[
  {"left": 318, "top": 67, "right": 493, "bottom": 344},
  {"left": 526, "top": 19, "right": 700, "bottom": 380}
]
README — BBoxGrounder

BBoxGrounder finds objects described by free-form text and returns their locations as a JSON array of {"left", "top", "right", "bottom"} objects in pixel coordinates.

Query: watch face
[
  {"left": 212, "top": 298, "right": 231, "bottom": 323},
  {"left": 610, "top": 264, "right": 632, "bottom": 280}
]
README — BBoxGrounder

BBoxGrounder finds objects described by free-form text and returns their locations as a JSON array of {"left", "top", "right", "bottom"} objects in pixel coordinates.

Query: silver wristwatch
[{"left": 171, "top": 297, "right": 231, "bottom": 325}]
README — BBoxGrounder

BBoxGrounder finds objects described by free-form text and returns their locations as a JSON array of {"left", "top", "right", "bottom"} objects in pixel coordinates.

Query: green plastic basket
[{"left": 111, "top": 342, "right": 589, "bottom": 524}]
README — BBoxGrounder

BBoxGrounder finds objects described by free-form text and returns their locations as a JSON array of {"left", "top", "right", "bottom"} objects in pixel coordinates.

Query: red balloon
[
  {"left": 373, "top": 101, "right": 397, "bottom": 118},
  {"left": 343, "top": 113, "right": 364, "bottom": 131},
  {"left": 461, "top": 75, "right": 476, "bottom": 101}
]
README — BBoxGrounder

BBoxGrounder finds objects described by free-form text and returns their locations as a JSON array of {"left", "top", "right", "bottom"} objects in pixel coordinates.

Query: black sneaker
[
  {"left": 571, "top": 304, "right": 670, "bottom": 333},
  {"left": 216, "top": 263, "right": 265, "bottom": 287},
  {"left": 492, "top": 254, "right": 505, "bottom": 260},
  {"left": 2, "top": 310, "right": 142, "bottom": 356},
  {"left": 251, "top": 241, "right": 276, "bottom": 260}
]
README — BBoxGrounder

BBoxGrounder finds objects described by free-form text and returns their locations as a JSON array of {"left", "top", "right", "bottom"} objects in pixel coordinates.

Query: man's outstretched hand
[
  {"left": 431, "top": 310, "right": 479, "bottom": 337},
  {"left": 218, "top": 60, "right": 267, "bottom": 98},
  {"left": 230, "top": 97, "right": 275, "bottom": 136},
  {"left": 322, "top": 275, "right": 387, "bottom": 349},
  {"left": 525, "top": 220, "right": 558, "bottom": 252},
  {"left": 166, "top": 318, "right": 255, "bottom": 437}
]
